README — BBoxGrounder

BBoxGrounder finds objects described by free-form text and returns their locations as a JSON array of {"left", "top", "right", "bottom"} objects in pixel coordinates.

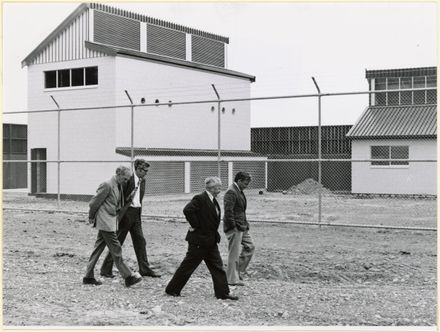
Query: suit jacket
[
  {"left": 88, "top": 176, "right": 122, "bottom": 232},
  {"left": 183, "top": 191, "right": 221, "bottom": 248},
  {"left": 223, "top": 183, "right": 248, "bottom": 233}
]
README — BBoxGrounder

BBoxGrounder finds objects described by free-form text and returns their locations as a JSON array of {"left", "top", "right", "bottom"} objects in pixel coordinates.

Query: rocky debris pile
[{"left": 285, "top": 178, "right": 333, "bottom": 195}]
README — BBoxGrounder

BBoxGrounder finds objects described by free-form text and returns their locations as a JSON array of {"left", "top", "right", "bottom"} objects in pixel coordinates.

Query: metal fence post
[
  {"left": 211, "top": 84, "right": 221, "bottom": 179},
  {"left": 50, "top": 95, "right": 61, "bottom": 208},
  {"left": 312, "top": 77, "right": 322, "bottom": 227},
  {"left": 124, "top": 90, "right": 135, "bottom": 169}
]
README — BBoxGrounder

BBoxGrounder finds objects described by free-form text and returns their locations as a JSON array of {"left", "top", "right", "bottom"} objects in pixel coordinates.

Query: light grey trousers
[
  {"left": 84, "top": 230, "right": 132, "bottom": 279},
  {"left": 225, "top": 229, "right": 255, "bottom": 284}
]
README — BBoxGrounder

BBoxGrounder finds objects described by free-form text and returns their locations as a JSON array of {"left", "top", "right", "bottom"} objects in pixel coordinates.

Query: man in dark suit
[
  {"left": 83, "top": 165, "right": 142, "bottom": 287},
  {"left": 165, "top": 177, "right": 238, "bottom": 300},
  {"left": 100, "top": 159, "right": 160, "bottom": 278},
  {"left": 223, "top": 171, "right": 255, "bottom": 286}
]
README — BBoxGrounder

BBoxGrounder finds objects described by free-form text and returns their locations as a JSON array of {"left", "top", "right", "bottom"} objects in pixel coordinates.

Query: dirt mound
[{"left": 289, "top": 178, "right": 332, "bottom": 195}]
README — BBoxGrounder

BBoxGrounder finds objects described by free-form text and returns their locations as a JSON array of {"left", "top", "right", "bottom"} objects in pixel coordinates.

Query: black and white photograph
[{"left": 2, "top": 1, "right": 437, "bottom": 329}]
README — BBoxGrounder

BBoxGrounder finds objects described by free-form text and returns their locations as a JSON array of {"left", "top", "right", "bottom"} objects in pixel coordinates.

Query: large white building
[
  {"left": 347, "top": 67, "right": 437, "bottom": 196},
  {"left": 23, "top": 3, "right": 266, "bottom": 196}
]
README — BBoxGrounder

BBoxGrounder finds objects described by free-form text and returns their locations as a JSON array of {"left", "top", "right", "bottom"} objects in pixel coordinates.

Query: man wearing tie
[
  {"left": 83, "top": 165, "right": 142, "bottom": 287},
  {"left": 100, "top": 159, "right": 160, "bottom": 278},
  {"left": 223, "top": 171, "right": 255, "bottom": 286},
  {"left": 165, "top": 177, "right": 238, "bottom": 300}
]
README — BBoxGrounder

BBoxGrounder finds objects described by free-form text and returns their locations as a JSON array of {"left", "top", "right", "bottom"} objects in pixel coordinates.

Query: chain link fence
[{"left": 3, "top": 83, "right": 437, "bottom": 231}]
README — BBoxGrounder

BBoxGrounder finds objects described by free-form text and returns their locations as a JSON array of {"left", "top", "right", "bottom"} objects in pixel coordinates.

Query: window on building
[
  {"left": 45, "top": 71, "right": 57, "bottom": 88},
  {"left": 375, "top": 78, "right": 387, "bottom": 105},
  {"left": 86, "top": 67, "right": 98, "bottom": 85},
  {"left": 371, "top": 145, "right": 409, "bottom": 166},
  {"left": 58, "top": 69, "right": 70, "bottom": 88},
  {"left": 71, "top": 68, "right": 84, "bottom": 86},
  {"left": 400, "top": 77, "right": 412, "bottom": 105},
  {"left": 427, "top": 76, "right": 437, "bottom": 104},
  {"left": 413, "top": 76, "right": 426, "bottom": 105},
  {"left": 44, "top": 66, "right": 98, "bottom": 89}
]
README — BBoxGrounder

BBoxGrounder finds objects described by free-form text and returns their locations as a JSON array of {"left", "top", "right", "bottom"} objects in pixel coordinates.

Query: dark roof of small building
[
  {"left": 116, "top": 147, "right": 266, "bottom": 157},
  {"left": 86, "top": 41, "right": 255, "bottom": 82},
  {"left": 365, "top": 66, "right": 436, "bottom": 79},
  {"left": 346, "top": 105, "right": 437, "bottom": 139}
]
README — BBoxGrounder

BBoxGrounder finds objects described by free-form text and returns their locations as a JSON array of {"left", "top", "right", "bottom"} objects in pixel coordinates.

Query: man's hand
[{"left": 88, "top": 218, "right": 95, "bottom": 225}]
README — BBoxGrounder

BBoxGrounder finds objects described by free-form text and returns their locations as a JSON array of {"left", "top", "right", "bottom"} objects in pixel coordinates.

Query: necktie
[{"left": 213, "top": 197, "right": 220, "bottom": 216}]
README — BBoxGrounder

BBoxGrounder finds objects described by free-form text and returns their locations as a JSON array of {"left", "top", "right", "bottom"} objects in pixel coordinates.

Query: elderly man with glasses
[
  {"left": 83, "top": 165, "right": 142, "bottom": 287},
  {"left": 100, "top": 159, "right": 161, "bottom": 278}
]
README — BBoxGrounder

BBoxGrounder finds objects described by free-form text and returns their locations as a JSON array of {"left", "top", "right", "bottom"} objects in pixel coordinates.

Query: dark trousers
[
  {"left": 84, "top": 230, "right": 132, "bottom": 279},
  {"left": 100, "top": 207, "right": 150, "bottom": 275},
  {"left": 165, "top": 243, "right": 230, "bottom": 298}
]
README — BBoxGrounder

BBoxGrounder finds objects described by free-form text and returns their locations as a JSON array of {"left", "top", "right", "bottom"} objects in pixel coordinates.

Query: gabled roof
[
  {"left": 22, "top": 2, "right": 230, "bottom": 67},
  {"left": 86, "top": 41, "right": 255, "bottom": 82},
  {"left": 346, "top": 105, "right": 437, "bottom": 139}
]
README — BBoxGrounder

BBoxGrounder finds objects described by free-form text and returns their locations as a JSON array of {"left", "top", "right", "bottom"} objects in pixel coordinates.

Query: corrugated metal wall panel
[
  {"left": 191, "top": 35, "right": 225, "bottom": 68},
  {"left": 190, "top": 162, "right": 228, "bottom": 193},
  {"left": 232, "top": 161, "right": 266, "bottom": 189},
  {"left": 30, "top": 9, "right": 106, "bottom": 65},
  {"left": 94, "top": 10, "right": 140, "bottom": 51},
  {"left": 147, "top": 24, "right": 186, "bottom": 60},
  {"left": 144, "top": 161, "right": 185, "bottom": 195}
]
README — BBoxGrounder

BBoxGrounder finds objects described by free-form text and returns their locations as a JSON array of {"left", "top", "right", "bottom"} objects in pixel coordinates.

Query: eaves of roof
[
  {"left": 85, "top": 41, "right": 256, "bottom": 82},
  {"left": 116, "top": 148, "right": 265, "bottom": 157}
]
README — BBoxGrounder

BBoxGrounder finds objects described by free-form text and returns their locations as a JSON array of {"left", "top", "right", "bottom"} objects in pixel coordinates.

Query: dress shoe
[
  {"left": 100, "top": 272, "right": 115, "bottom": 278},
  {"left": 228, "top": 281, "right": 245, "bottom": 286},
  {"left": 165, "top": 290, "right": 180, "bottom": 297},
  {"left": 125, "top": 275, "right": 142, "bottom": 287},
  {"left": 217, "top": 294, "right": 239, "bottom": 300},
  {"left": 141, "top": 270, "right": 161, "bottom": 278},
  {"left": 83, "top": 277, "right": 102, "bottom": 285}
]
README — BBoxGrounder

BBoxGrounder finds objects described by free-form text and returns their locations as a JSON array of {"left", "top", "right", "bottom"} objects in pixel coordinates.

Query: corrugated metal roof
[
  {"left": 116, "top": 147, "right": 265, "bottom": 157},
  {"left": 346, "top": 105, "right": 437, "bottom": 139}
]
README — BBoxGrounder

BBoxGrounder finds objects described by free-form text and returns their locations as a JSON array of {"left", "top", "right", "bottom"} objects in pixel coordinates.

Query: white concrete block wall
[
  {"left": 351, "top": 139, "right": 436, "bottom": 195},
  {"left": 27, "top": 57, "right": 119, "bottom": 194},
  {"left": 114, "top": 56, "right": 252, "bottom": 151}
]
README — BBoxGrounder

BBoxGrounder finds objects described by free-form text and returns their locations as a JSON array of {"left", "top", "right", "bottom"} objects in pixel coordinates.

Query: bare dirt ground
[
  {"left": 3, "top": 190, "right": 437, "bottom": 228},
  {"left": 2, "top": 192, "right": 436, "bottom": 326}
]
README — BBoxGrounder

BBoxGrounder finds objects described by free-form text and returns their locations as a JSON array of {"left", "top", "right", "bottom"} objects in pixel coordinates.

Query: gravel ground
[
  {"left": 3, "top": 190, "right": 437, "bottom": 228},
  {"left": 2, "top": 198, "right": 436, "bottom": 327}
]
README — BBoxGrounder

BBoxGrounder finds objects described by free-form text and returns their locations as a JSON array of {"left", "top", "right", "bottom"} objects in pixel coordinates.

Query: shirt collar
[
  {"left": 205, "top": 190, "right": 214, "bottom": 202},
  {"left": 234, "top": 182, "right": 241, "bottom": 191},
  {"left": 133, "top": 172, "right": 140, "bottom": 185}
]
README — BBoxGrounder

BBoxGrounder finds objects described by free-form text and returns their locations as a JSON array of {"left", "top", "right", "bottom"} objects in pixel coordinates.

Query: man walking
[
  {"left": 224, "top": 171, "right": 255, "bottom": 286},
  {"left": 165, "top": 177, "right": 238, "bottom": 300},
  {"left": 83, "top": 165, "right": 142, "bottom": 287},
  {"left": 100, "top": 159, "right": 160, "bottom": 278}
]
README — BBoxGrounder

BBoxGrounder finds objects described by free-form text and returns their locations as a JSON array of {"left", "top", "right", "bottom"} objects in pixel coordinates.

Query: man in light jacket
[
  {"left": 223, "top": 171, "right": 255, "bottom": 286},
  {"left": 83, "top": 165, "right": 142, "bottom": 287}
]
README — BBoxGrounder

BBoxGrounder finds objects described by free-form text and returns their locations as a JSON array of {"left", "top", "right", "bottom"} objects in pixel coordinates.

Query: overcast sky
[{"left": 2, "top": 2, "right": 437, "bottom": 126}]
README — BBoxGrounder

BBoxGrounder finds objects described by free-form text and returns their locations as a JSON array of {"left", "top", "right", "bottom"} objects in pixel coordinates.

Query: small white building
[
  {"left": 22, "top": 3, "right": 265, "bottom": 196},
  {"left": 347, "top": 67, "right": 437, "bottom": 196}
]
